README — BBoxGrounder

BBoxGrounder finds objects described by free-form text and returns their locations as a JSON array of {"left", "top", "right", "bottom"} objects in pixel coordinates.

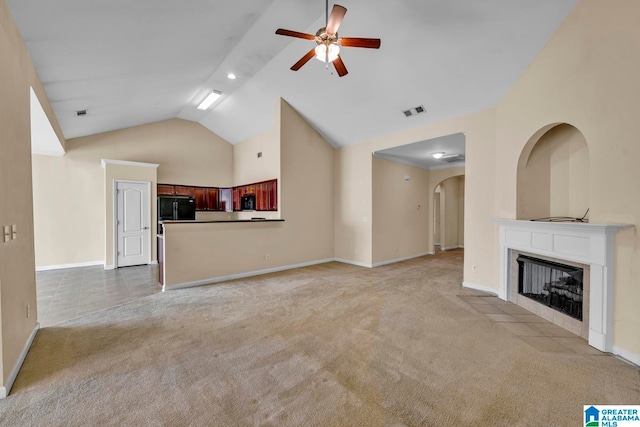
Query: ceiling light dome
[
  {"left": 314, "top": 43, "right": 340, "bottom": 63},
  {"left": 432, "top": 152, "right": 445, "bottom": 159}
]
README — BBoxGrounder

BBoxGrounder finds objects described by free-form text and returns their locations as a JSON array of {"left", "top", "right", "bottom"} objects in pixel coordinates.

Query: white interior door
[{"left": 116, "top": 181, "right": 150, "bottom": 267}]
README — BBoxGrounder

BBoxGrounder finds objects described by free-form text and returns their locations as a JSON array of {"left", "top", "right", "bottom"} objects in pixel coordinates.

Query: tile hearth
[{"left": 459, "top": 294, "right": 604, "bottom": 356}]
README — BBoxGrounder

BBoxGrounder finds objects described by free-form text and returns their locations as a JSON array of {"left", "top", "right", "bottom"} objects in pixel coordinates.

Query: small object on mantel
[
  {"left": 530, "top": 208, "right": 589, "bottom": 223},
  {"left": 251, "top": 217, "right": 267, "bottom": 221}
]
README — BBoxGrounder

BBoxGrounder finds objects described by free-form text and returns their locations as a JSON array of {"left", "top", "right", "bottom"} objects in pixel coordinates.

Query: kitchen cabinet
[
  {"left": 174, "top": 186, "right": 194, "bottom": 197},
  {"left": 159, "top": 180, "right": 277, "bottom": 212},
  {"left": 206, "top": 188, "right": 219, "bottom": 211},
  {"left": 193, "top": 187, "right": 207, "bottom": 211},
  {"left": 231, "top": 179, "right": 277, "bottom": 211},
  {"left": 157, "top": 184, "right": 175, "bottom": 196},
  {"left": 158, "top": 184, "right": 194, "bottom": 197},
  {"left": 194, "top": 187, "right": 220, "bottom": 211},
  {"left": 267, "top": 180, "right": 277, "bottom": 211}
]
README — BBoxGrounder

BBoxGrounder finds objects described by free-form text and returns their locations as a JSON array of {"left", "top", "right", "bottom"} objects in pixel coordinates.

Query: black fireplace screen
[{"left": 517, "top": 255, "right": 584, "bottom": 321}]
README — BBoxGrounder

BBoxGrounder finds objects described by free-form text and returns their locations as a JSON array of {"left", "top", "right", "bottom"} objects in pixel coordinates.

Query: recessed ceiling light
[
  {"left": 432, "top": 152, "right": 445, "bottom": 159},
  {"left": 227, "top": 73, "right": 236, "bottom": 80},
  {"left": 197, "top": 91, "right": 222, "bottom": 110}
]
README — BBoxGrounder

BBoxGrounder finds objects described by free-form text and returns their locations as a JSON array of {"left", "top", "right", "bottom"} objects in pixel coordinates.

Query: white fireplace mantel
[{"left": 493, "top": 219, "right": 632, "bottom": 352}]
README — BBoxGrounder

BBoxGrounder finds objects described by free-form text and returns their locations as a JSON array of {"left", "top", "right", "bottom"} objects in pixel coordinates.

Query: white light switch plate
[{"left": 3, "top": 226, "right": 10, "bottom": 242}]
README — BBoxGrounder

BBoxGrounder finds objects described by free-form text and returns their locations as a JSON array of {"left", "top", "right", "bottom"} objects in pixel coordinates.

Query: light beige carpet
[{"left": 1, "top": 250, "right": 638, "bottom": 426}]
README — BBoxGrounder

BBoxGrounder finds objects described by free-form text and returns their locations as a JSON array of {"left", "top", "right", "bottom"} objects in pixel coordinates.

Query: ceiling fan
[{"left": 275, "top": 1, "right": 381, "bottom": 77}]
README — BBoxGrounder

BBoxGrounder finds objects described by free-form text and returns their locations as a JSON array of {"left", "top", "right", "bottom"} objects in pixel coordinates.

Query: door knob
[{"left": 143, "top": 226, "right": 150, "bottom": 230}]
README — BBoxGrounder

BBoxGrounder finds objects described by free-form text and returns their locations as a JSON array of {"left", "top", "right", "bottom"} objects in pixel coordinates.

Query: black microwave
[{"left": 241, "top": 194, "right": 256, "bottom": 211}]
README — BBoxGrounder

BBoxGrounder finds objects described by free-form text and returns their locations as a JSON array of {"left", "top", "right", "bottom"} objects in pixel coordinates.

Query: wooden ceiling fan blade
[
  {"left": 339, "top": 37, "right": 381, "bottom": 49},
  {"left": 275, "top": 28, "right": 316, "bottom": 40},
  {"left": 326, "top": 4, "right": 347, "bottom": 35},
  {"left": 291, "top": 48, "right": 317, "bottom": 71},
  {"left": 333, "top": 56, "right": 348, "bottom": 77}
]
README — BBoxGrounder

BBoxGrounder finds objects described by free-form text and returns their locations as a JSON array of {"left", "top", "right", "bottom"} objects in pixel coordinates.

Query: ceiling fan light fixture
[
  {"left": 314, "top": 43, "right": 340, "bottom": 62},
  {"left": 197, "top": 90, "right": 222, "bottom": 111},
  {"left": 432, "top": 152, "right": 445, "bottom": 159}
]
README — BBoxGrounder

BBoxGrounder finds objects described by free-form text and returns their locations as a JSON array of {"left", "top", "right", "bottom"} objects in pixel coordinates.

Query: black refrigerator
[{"left": 157, "top": 196, "right": 196, "bottom": 234}]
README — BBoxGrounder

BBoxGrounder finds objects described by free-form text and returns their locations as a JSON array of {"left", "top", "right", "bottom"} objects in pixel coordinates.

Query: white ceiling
[
  {"left": 374, "top": 132, "right": 465, "bottom": 170},
  {"left": 8, "top": 0, "right": 578, "bottom": 148}
]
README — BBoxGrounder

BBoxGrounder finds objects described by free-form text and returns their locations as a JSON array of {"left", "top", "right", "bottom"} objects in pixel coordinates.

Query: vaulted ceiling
[{"left": 8, "top": 0, "right": 578, "bottom": 148}]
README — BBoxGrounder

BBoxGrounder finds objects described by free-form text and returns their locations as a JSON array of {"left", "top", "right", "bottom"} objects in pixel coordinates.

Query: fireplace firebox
[{"left": 517, "top": 255, "right": 584, "bottom": 321}]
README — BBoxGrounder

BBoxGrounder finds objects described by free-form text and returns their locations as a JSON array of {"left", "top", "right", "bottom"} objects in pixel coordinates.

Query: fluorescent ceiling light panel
[{"left": 197, "top": 91, "right": 222, "bottom": 110}]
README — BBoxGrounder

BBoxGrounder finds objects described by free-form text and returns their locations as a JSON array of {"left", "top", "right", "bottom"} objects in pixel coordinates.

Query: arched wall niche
[{"left": 516, "top": 123, "right": 590, "bottom": 220}]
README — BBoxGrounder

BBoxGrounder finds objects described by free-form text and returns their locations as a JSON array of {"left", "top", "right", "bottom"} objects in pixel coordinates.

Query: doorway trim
[{"left": 113, "top": 179, "right": 152, "bottom": 269}]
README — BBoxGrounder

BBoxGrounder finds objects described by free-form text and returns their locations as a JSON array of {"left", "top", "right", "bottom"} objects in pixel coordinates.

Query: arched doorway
[{"left": 433, "top": 175, "right": 465, "bottom": 251}]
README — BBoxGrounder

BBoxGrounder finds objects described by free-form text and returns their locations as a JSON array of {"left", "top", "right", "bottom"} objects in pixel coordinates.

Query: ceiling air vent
[
  {"left": 440, "top": 154, "right": 465, "bottom": 163},
  {"left": 403, "top": 105, "right": 426, "bottom": 118},
  {"left": 76, "top": 109, "right": 87, "bottom": 117}
]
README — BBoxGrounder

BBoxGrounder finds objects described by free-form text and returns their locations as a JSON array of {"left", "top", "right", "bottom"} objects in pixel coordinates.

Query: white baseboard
[
  {"left": 149, "top": 260, "right": 158, "bottom": 265},
  {"left": 1, "top": 322, "right": 39, "bottom": 399},
  {"left": 372, "top": 252, "right": 433, "bottom": 268},
  {"left": 36, "top": 261, "right": 103, "bottom": 272},
  {"left": 462, "top": 281, "right": 499, "bottom": 296},
  {"left": 442, "top": 245, "right": 464, "bottom": 251},
  {"left": 612, "top": 346, "right": 640, "bottom": 368},
  {"left": 334, "top": 258, "right": 372, "bottom": 268},
  {"left": 165, "top": 258, "right": 336, "bottom": 290},
  {"left": 103, "top": 264, "right": 115, "bottom": 270}
]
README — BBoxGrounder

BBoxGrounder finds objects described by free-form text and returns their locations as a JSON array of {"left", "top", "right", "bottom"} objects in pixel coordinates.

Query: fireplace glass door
[{"left": 517, "top": 255, "right": 584, "bottom": 321}]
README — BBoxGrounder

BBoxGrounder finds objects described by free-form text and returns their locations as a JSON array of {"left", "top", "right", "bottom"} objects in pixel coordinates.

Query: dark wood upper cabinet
[
  {"left": 158, "top": 179, "right": 277, "bottom": 212},
  {"left": 157, "top": 184, "right": 175, "bottom": 196},
  {"left": 193, "top": 187, "right": 207, "bottom": 210},
  {"left": 230, "top": 179, "right": 277, "bottom": 211},
  {"left": 174, "top": 186, "right": 194, "bottom": 197},
  {"left": 206, "top": 188, "right": 219, "bottom": 211},
  {"left": 267, "top": 180, "right": 277, "bottom": 211}
]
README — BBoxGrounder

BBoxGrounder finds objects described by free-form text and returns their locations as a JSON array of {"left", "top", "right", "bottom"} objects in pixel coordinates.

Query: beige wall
[
  {"left": 517, "top": 124, "right": 589, "bottom": 219},
  {"left": 0, "top": 0, "right": 64, "bottom": 390},
  {"left": 32, "top": 119, "right": 233, "bottom": 268},
  {"left": 334, "top": 143, "right": 373, "bottom": 265},
  {"left": 164, "top": 99, "right": 334, "bottom": 286},
  {"left": 372, "top": 158, "right": 430, "bottom": 264},
  {"left": 495, "top": 0, "right": 640, "bottom": 355}
]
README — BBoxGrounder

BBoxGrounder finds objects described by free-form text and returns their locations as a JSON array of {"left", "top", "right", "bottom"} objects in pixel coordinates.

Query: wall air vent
[
  {"left": 403, "top": 105, "right": 426, "bottom": 118},
  {"left": 440, "top": 154, "right": 465, "bottom": 163},
  {"left": 76, "top": 109, "right": 87, "bottom": 117}
]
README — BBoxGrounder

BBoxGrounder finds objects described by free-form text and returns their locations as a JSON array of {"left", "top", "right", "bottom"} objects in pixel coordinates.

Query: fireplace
[
  {"left": 517, "top": 255, "right": 584, "bottom": 321},
  {"left": 493, "top": 219, "right": 631, "bottom": 352}
]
